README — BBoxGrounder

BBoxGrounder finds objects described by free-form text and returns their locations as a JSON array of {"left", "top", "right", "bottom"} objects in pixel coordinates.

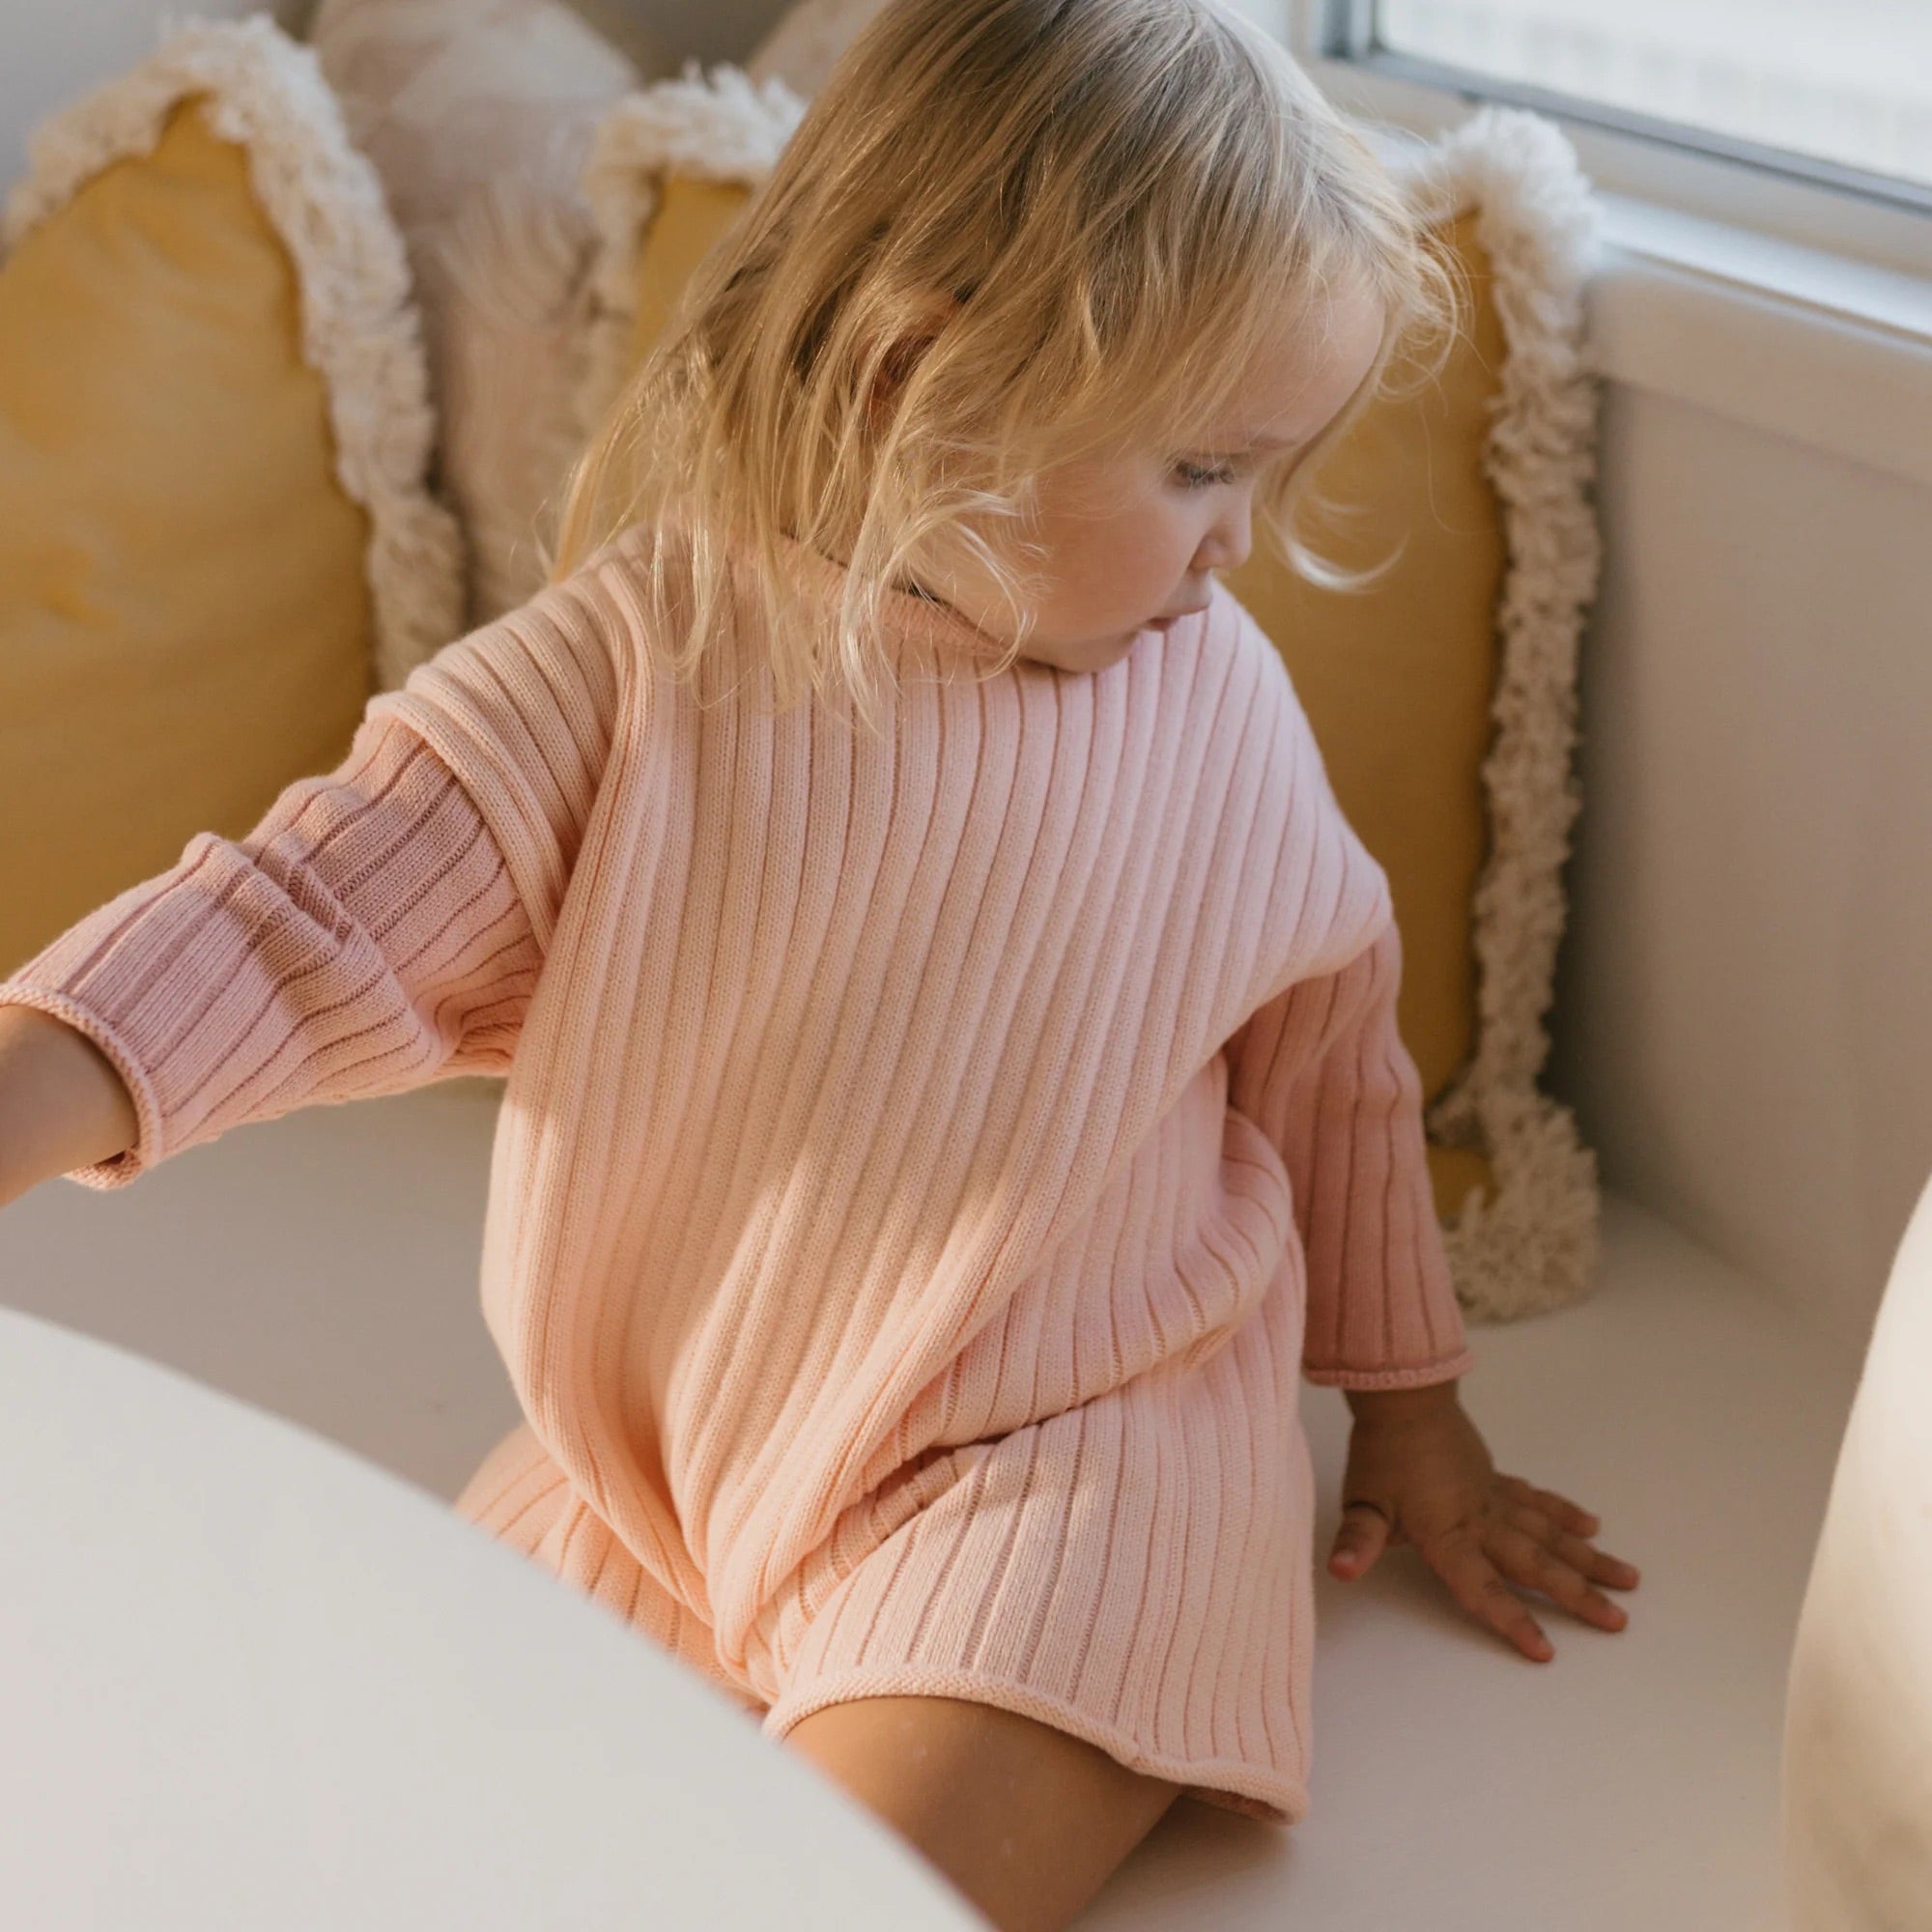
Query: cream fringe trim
[
  {"left": 575, "top": 61, "right": 807, "bottom": 442},
  {"left": 0, "top": 14, "right": 465, "bottom": 694},
  {"left": 1385, "top": 107, "right": 1606, "bottom": 1323},
  {"left": 576, "top": 76, "right": 1606, "bottom": 1326}
]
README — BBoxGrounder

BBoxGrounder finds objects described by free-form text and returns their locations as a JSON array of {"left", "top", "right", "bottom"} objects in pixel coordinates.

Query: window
[{"left": 1322, "top": 0, "right": 1932, "bottom": 207}]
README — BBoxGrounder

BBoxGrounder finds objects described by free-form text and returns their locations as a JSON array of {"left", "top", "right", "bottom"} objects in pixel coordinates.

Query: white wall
[
  {"left": 1, "top": 0, "right": 312, "bottom": 184},
  {"left": 1548, "top": 385, "right": 1932, "bottom": 1359}
]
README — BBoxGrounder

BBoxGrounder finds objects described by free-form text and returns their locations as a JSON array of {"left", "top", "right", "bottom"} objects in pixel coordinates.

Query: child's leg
[{"left": 782, "top": 1694, "right": 1182, "bottom": 1932}]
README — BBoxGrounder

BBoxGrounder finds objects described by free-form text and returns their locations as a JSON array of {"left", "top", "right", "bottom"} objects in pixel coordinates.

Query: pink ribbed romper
[{"left": 0, "top": 519, "right": 1474, "bottom": 1825}]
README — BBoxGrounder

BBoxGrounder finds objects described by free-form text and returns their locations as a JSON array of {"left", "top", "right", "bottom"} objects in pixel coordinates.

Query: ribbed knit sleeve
[
  {"left": 1225, "top": 909, "right": 1477, "bottom": 1391},
  {"left": 0, "top": 573, "right": 620, "bottom": 1191}
]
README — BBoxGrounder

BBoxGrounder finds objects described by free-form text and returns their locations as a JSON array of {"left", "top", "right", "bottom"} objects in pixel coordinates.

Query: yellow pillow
[
  {"left": 1222, "top": 204, "right": 1506, "bottom": 1229},
  {"left": 571, "top": 81, "right": 1605, "bottom": 1322},
  {"left": 0, "top": 18, "right": 463, "bottom": 981}
]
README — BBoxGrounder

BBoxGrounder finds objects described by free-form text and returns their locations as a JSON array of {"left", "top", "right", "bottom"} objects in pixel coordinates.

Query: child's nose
[{"left": 1197, "top": 505, "right": 1253, "bottom": 575}]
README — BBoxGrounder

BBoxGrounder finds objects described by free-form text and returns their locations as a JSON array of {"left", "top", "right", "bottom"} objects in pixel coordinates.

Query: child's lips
[{"left": 1151, "top": 603, "right": 1208, "bottom": 630}]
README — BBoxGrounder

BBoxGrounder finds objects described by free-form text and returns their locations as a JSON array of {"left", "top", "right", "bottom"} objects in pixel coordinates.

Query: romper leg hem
[{"left": 758, "top": 1664, "right": 1306, "bottom": 1828}]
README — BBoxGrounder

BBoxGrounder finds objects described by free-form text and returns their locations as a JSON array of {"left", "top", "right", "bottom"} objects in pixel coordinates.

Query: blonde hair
[{"left": 547, "top": 0, "right": 1463, "bottom": 735}]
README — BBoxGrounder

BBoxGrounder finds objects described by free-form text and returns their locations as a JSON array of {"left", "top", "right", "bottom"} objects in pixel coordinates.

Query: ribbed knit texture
[{"left": 0, "top": 519, "right": 1474, "bottom": 1825}]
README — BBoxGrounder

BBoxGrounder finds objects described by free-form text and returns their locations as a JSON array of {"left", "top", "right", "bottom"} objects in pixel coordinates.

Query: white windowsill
[
  {"left": 1585, "top": 194, "right": 1932, "bottom": 489},
  {"left": 1241, "top": 3, "right": 1932, "bottom": 486}
]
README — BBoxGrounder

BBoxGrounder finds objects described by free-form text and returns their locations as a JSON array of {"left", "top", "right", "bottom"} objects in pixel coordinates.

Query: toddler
[{"left": 0, "top": 3, "right": 1639, "bottom": 1928}]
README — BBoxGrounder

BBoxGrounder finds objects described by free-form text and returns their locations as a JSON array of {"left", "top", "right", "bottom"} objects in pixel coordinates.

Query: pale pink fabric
[{"left": 0, "top": 521, "right": 1474, "bottom": 1825}]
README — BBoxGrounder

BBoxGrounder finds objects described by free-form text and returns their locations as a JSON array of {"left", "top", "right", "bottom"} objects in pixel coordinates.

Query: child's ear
[{"left": 865, "top": 290, "right": 963, "bottom": 422}]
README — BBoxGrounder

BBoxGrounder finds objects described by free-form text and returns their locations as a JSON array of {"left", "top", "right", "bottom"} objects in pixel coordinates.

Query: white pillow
[
  {"left": 309, "top": 0, "right": 674, "bottom": 627},
  {"left": 574, "top": 66, "right": 808, "bottom": 451}
]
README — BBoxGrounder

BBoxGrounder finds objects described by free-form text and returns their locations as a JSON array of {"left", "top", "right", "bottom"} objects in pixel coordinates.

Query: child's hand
[{"left": 1326, "top": 1382, "right": 1641, "bottom": 1662}]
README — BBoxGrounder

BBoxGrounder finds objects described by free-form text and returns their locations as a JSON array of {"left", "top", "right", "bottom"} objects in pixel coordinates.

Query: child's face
[{"left": 919, "top": 277, "right": 1386, "bottom": 674}]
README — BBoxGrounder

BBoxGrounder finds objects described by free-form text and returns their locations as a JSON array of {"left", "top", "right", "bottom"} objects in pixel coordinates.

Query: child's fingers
[
  {"left": 1547, "top": 1493, "right": 1600, "bottom": 1534},
  {"left": 1423, "top": 1530, "right": 1554, "bottom": 1661},
  {"left": 1329, "top": 1500, "right": 1393, "bottom": 1577},
  {"left": 1538, "top": 1524, "right": 1642, "bottom": 1590},
  {"left": 1498, "top": 1472, "right": 1601, "bottom": 1536},
  {"left": 1498, "top": 1493, "right": 1642, "bottom": 1590},
  {"left": 1489, "top": 1524, "right": 1632, "bottom": 1634}
]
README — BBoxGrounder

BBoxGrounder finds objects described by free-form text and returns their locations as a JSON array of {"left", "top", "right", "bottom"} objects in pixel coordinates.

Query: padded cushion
[
  {"left": 1223, "top": 207, "right": 1509, "bottom": 1221},
  {"left": 628, "top": 176, "right": 756, "bottom": 373},
  {"left": 0, "top": 99, "right": 371, "bottom": 980},
  {"left": 309, "top": 0, "right": 674, "bottom": 627}
]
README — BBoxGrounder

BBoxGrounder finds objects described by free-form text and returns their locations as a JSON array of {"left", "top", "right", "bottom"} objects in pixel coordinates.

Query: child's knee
[{"left": 780, "top": 1692, "right": 1180, "bottom": 1932}]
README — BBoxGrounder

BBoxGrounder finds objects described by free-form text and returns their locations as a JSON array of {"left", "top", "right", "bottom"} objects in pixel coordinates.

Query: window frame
[
  {"left": 1222, "top": 0, "right": 1932, "bottom": 494},
  {"left": 1272, "top": 0, "right": 1932, "bottom": 280}
]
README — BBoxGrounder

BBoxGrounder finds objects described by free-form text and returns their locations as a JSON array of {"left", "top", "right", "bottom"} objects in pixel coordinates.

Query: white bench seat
[
  {"left": 0, "top": 1077, "right": 1865, "bottom": 1931},
  {"left": 1096, "top": 1196, "right": 1863, "bottom": 1930}
]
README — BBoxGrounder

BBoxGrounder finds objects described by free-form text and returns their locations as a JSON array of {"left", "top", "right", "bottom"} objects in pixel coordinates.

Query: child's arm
[
  {"left": 0, "top": 568, "right": 620, "bottom": 1196},
  {"left": 1226, "top": 912, "right": 1644, "bottom": 1659},
  {"left": 0, "top": 1006, "right": 141, "bottom": 1207},
  {"left": 1223, "top": 906, "right": 1476, "bottom": 1391}
]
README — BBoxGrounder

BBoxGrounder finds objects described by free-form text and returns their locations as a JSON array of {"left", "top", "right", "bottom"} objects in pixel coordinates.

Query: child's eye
[{"left": 1174, "top": 460, "right": 1236, "bottom": 490}]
